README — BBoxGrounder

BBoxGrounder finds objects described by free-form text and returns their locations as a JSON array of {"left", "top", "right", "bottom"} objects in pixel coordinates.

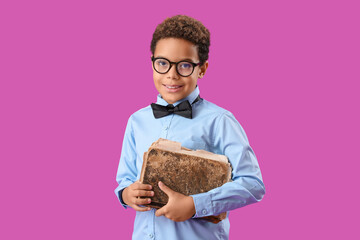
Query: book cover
[{"left": 140, "top": 138, "right": 232, "bottom": 223}]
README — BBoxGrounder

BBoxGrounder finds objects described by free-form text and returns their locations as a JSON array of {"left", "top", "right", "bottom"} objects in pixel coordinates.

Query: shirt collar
[{"left": 156, "top": 86, "right": 200, "bottom": 107}]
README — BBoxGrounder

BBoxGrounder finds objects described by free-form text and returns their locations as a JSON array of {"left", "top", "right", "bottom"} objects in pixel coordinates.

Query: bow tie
[{"left": 151, "top": 96, "right": 201, "bottom": 119}]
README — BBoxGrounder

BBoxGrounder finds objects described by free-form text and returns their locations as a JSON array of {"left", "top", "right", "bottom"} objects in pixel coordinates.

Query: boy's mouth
[
  {"left": 163, "top": 84, "right": 183, "bottom": 92},
  {"left": 164, "top": 84, "right": 182, "bottom": 89}
]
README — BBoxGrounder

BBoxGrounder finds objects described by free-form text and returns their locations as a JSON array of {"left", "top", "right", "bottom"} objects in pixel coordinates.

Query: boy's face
[{"left": 152, "top": 38, "right": 208, "bottom": 104}]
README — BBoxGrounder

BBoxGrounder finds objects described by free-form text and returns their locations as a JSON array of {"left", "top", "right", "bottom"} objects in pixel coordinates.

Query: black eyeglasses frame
[{"left": 151, "top": 56, "right": 201, "bottom": 77}]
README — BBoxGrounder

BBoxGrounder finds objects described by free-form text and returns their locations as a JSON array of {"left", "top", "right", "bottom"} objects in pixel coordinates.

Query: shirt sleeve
[
  {"left": 190, "top": 111, "right": 266, "bottom": 218},
  {"left": 114, "top": 115, "right": 138, "bottom": 209}
]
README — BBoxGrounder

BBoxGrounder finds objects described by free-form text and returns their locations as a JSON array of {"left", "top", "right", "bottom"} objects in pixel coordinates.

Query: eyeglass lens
[{"left": 154, "top": 59, "right": 194, "bottom": 77}]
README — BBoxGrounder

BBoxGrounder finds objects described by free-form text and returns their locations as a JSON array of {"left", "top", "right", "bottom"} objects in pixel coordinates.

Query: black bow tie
[{"left": 151, "top": 96, "right": 201, "bottom": 119}]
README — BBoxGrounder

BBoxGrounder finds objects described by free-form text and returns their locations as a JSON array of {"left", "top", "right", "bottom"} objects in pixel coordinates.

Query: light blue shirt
[{"left": 114, "top": 86, "right": 265, "bottom": 240}]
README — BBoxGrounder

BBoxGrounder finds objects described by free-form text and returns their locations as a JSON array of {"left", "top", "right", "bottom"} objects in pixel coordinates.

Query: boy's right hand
[{"left": 122, "top": 181, "right": 154, "bottom": 211}]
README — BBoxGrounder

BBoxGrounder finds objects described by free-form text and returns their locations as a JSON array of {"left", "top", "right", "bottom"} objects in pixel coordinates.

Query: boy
[{"left": 115, "top": 15, "right": 265, "bottom": 240}]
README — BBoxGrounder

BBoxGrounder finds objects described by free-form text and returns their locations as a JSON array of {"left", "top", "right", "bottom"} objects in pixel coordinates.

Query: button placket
[
  {"left": 159, "top": 117, "right": 169, "bottom": 138},
  {"left": 162, "top": 115, "right": 173, "bottom": 138},
  {"left": 148, "top": 209, "right": 155, "bottom": 240}
]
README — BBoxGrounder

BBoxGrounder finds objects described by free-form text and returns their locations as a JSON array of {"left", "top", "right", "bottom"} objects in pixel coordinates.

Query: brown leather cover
[{"left": 140, "top": 139, "right": 231, "bottom": 223}]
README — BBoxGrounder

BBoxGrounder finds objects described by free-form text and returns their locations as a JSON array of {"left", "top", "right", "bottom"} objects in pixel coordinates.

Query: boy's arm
[
  {"left": 114, "top": 115, "right": 138, "bottom": 209},
  {"left": 190, "top": 111, "right": 266, "bottom": 218}
]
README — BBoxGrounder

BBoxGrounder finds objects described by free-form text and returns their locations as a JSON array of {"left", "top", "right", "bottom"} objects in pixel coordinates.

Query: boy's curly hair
[{"left": 150, "top": 15, "right": 210, "bottom": 65}]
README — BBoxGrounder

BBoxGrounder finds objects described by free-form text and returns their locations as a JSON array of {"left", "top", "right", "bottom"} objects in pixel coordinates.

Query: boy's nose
[{"left": 166, "top": 64, "right": 180, "bottom": 79}]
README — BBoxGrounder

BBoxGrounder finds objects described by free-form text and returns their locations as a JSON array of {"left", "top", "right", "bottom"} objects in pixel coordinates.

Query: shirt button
[
  {"left": 202, "top": 209, "right": 207, "bottom": 214},
  {"left": 149, "top": 233, "right": 153, "bottom": 238}
]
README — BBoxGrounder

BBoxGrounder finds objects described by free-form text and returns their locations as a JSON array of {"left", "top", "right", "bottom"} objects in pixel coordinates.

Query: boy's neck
[{"left": 157, "top": 86, "right": 200, "bottom": 107}]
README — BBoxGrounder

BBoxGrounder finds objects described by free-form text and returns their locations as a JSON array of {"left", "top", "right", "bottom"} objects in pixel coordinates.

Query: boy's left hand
[{"left": 155, "top": 181, "right": 196, "bottom": 222}]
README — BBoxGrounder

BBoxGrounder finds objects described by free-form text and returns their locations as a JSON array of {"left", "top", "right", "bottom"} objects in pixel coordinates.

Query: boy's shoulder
[
  {"left": 200, "top": 99, "right": 229, "bottom": 113},
  {"left": 197, "top": 98, "right": 235, "bottom": 119},
  {"left": 129, "top": 105, "right": 153, "bottom": 119}
]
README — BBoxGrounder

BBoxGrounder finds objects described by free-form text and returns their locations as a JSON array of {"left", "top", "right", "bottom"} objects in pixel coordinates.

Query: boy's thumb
[{"left": 158, "top": 181, "right": 173, "bottom": 196}]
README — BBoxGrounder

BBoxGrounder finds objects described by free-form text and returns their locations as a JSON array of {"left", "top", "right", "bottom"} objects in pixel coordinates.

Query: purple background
[{"left": 1, "top": 0, "right": 359, "bottom": 239}]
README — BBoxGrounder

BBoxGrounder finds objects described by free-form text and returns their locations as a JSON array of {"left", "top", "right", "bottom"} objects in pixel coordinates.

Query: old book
[{"left": 140, "top": 138, "right": 232, "bottom": 223}]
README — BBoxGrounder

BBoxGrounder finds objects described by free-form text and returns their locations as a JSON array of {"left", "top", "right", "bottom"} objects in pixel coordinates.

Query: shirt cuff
[
  {"left": 115, "top": 182, "right": 133, "bottom": 209},
  {"left": 118, "top": 188, "right": 128, "bottom": 208},
  {"left": 190, "top": 192, "right": 214, "bottom": 218}
]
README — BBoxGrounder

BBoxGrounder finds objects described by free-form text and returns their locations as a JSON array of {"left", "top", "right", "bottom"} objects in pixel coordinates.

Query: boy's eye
[
  {"left": 157, "top": 60, "right": 169, "bottom": 67},
  {"left": 179, "top": 62, "right": 192, "bottom": 69}
]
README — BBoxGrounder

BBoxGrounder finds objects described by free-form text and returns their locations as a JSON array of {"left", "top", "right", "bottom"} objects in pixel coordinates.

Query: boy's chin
[{"left": 160, "top": 89, "right": 194, "bottom": 104}]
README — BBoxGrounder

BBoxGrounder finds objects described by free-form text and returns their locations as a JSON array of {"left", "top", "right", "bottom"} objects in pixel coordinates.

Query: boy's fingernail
[
  {"left": 151, "top": 191, "right": 154, "bottom": 196},
  {"left": 148, "top": 199, "right": 151, "bottom": 203}
]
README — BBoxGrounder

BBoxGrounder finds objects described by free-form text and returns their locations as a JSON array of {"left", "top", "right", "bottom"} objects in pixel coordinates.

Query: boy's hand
[
  {"left": 122, "top": 181, "right": 154, "bottom": 211},
  {"left": 155, "top": 181, "right": 196, "bottom": 222}
]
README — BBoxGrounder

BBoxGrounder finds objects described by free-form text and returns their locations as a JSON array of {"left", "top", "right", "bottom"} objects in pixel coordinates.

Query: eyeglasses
[{"left": 151, "top": 56, "right": 201, "bottom": 77}]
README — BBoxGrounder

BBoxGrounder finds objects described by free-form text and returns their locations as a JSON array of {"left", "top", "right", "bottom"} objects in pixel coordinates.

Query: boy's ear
[{"left": 198, "top": 61, "right": 209, "bottom": 79}]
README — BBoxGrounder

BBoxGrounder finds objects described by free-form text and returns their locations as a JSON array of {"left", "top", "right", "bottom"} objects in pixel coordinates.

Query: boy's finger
[
  {"left": 134, "top": 197, "right": 152, "bottom": 206},
  {"left": 133, "top": 182, "right": 153, "bottom": 190},
  {"left": 132, "top": 204, "right": 151, "bottom": 212},
  {"left": 155, "top": 207, "right": 165, "bottom": 217},
  {"left": 134, "top": 190, "right": 154, "bottom": 197}
]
